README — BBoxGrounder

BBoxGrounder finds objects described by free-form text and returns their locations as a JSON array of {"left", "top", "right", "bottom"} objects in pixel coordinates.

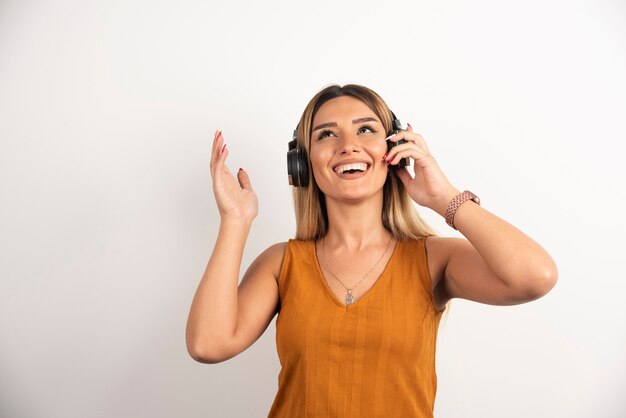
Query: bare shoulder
[
  {"left": 250, "top": 241, "right": 288, "bottom": 283},
  {"left": 423, "top": 235, "right": 467, "bottom": 308}
]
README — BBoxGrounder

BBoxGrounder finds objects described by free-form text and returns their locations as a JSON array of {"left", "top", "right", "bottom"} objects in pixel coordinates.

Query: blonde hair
[{"left": 292, "top": 84, "right": 438, "bottom": 241}]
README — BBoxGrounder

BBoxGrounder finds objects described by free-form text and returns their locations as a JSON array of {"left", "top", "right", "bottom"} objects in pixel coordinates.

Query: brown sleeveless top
[{"left": 267, "top": 237, "right": 445, "bottom": 418}]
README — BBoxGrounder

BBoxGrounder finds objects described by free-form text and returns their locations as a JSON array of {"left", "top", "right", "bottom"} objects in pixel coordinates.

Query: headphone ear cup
[
  {"left": 296, "top": 148, "right": 309, "bottom": 187},
  {"left": 287, "top": 143, "right": 309, "bottom": 187},
  {"left": 387, "top": 111, "right": 409, "bottom": 168},
  {"left": 386, "top": 131, "right": 410, "bottom": 168}
]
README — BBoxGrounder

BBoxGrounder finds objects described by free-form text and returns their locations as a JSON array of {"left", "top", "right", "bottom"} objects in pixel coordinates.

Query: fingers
[
  {"left": 211, "top": 130, "right": 222, "bottom": 164},
  {"left": 210, "top": 131, "right": 246, "bottom": 191},
  {"left": 211, "top": 130, "right": 228, "bottom": 176},
  {"left": 237, "top": 168, "right": 254, "bottom": 191},
  {"left": 384, "top": 141, "right": 425, "bottom": 165},
  {"left": 386, "top": 147, "right": 423, "bottom": 166},
  {"left": 387, "top": 124, "right": 429, "bottom": 151},
  {"left": 384, "top": 126, "right": 430, "bottom": 165},
  {"left": 210, "top": 130, "right": 221, "bottom": 173}
]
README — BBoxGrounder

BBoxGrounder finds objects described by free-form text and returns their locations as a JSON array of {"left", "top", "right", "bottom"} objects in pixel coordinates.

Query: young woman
[{"left": 186, "top": 84, "right": 558, "bottom": 417}]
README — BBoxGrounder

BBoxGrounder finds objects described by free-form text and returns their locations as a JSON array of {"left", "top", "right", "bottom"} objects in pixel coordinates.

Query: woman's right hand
[{"left": 210, "top": 130, "right": 258, "bottom": 222}]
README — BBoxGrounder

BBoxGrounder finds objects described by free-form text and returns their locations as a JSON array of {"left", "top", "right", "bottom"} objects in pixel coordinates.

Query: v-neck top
[
  {"left": 314, "top": 237, "right": 399, "bottom": 308},
  {"left": 268, "top": 237, "right": 446, "bottom": 418}
]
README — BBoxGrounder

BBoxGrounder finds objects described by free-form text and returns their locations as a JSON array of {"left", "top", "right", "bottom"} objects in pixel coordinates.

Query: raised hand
[
  {"left": 384, "top": 124, "right": 461, "bottom": 215},
  {"left": 210, "top": 130, "right": 258, "bottom": 222}
]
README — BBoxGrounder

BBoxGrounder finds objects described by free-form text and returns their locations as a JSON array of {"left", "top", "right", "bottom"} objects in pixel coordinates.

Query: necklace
[{"left": 321, "top": 235, "right": 394, "bottom": 306}]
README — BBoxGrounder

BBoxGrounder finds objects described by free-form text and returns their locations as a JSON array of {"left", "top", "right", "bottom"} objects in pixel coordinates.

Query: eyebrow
[{"left": 312, "top": 117, "right": 379, "bottom": 132}]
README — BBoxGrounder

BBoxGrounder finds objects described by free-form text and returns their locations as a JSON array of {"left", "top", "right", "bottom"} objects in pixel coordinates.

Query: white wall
[{"left": 1, "top": 0, "right": 625, "bottom": 417}]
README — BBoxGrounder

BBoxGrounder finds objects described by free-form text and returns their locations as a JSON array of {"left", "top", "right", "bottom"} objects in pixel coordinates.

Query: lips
[
  {"left": 333, "top": 162, "right": 370, "bottom": 174},
  {"left": 332, "top": 159, "right": 372, "bottom": 174}
]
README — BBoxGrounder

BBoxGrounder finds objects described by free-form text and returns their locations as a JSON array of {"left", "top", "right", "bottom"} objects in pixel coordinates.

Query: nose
[{"left": 338, "top": 133, "right": 360, "bottom": 154}]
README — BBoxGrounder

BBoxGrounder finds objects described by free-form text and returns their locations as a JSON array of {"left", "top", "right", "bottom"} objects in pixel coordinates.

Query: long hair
[{"left": 292, "top": 84, "right": 438, "bottom": 241}]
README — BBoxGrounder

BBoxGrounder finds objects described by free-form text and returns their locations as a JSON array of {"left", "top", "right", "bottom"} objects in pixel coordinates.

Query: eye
[
  {"left": 316, "top": 129, "right": 335, "bottom": 140},
  {"left": 357, "top": 124, "right": 377, "bottom": 134}
]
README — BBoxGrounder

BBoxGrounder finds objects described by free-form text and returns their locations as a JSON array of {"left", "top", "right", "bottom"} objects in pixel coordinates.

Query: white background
[{"left": 1, "top": 0, "right": 625, "bottom": 417}]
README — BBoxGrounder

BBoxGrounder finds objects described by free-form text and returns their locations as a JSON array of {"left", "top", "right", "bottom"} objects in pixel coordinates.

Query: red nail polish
[
  {"left": 221, "top": 144, "right": 226, "bottom": 153},
  {"left": 239, "top": 167, "right": 243, "bottom": 172},
  {"left": 407, "top": 123, "right": 412, "bottom": 130}
]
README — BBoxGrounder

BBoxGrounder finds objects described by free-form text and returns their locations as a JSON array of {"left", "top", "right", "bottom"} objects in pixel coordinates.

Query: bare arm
[
  {"left": 427, "top": 198, "right": 558, "bottom": 307},
  {"left": 388, "top": 126, "right": 558, "bottom": 306},
  {"left": 186, "top": 218, "right": 249, "bottom": 362},
  {"left": 185, "top": 131, "right": 279, "bottom": 363}
]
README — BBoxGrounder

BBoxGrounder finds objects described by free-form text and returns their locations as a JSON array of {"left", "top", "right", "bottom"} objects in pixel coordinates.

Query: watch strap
[{"left": 445, "top": 190, "right": 480, "bottom": 230}]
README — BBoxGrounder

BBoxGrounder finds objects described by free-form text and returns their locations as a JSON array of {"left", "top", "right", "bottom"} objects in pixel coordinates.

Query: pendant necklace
[{"left": 321, "top": 235, "right": 394, "bottom": 306}]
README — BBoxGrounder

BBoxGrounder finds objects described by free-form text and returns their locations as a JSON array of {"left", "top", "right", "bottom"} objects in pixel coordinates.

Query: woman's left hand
[{"left": 384, "top": 124, "right": 460, "bottom": 215}]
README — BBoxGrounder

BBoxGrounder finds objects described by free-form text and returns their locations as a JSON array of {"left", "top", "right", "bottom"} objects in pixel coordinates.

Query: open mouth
[
  {"left": 333, "top": 162, "right": 370, "bottom": 179},
  {"left": 333, "top": 162, "right": 370, "bottom": 175}
]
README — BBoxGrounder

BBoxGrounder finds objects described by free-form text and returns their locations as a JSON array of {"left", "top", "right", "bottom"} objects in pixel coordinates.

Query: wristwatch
[{"left": 445, "top": 190, "right": 480, "bottom": 230}]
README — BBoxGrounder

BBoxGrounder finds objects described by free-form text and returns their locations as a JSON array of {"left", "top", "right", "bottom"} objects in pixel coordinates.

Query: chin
[{"left": 321, "top": 183, "right": 386, "bottom": 204}]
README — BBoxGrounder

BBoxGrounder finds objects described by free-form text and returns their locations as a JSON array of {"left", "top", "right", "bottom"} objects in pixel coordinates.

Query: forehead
[{"left": 312, "top": 96, "right": 378, "bottom": 124}]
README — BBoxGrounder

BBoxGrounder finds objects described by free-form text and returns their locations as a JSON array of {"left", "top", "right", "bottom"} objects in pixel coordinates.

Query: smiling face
[{"left": 309, "top": 96, "right": 389, "bottom": 202}]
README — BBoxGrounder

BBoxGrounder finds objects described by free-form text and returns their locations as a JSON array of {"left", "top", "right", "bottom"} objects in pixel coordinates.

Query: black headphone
[{"left": 287, "top": 110, "right": 408, "bottom": 187}]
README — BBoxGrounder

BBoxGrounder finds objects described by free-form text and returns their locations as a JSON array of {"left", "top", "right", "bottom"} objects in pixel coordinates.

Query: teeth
[{"left": 334, "top": 162, "right": 368, "bottom": 174}]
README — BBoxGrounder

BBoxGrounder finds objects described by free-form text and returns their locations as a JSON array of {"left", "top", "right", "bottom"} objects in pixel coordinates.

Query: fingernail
[
  {"left": 239, "top": 167, "right": 243, "bottom": 172},
  {"left": 385, "top": 133, "right": 396, "bottom": 140},
  {"left": 407, "top": 123, "right": 412, "bottom": 130},
  {"left": 221, "top": 144, "right": 226, "bottom": 154},
  {"left": 381, "top": 153, "right": 388, "bottom": 162}
]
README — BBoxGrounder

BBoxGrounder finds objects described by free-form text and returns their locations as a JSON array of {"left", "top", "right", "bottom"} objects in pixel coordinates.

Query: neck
[{"left": 322, "top": 192, "right": 392, "bottom": 251}]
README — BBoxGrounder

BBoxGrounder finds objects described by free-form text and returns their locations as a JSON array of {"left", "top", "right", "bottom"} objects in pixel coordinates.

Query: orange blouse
[{"left": 267, "top": 237, "right": 445, "bottom": 418}]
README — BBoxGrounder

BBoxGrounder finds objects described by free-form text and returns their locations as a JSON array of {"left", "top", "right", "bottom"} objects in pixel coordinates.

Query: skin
[{"left": 185, "top": 96, "right": 559, "bottom": 364}]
